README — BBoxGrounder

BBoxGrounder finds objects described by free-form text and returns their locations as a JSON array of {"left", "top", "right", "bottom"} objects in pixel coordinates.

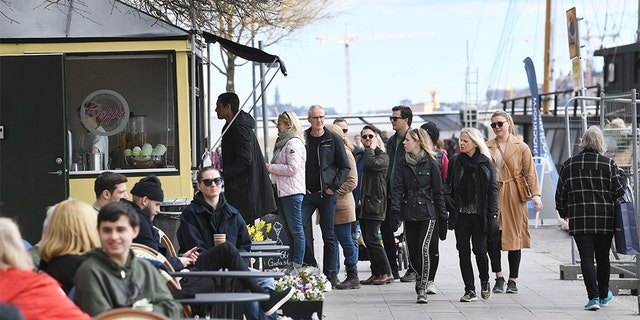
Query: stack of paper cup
[{"left": 213, "top": 234, "right": 226, "bottom": 246}]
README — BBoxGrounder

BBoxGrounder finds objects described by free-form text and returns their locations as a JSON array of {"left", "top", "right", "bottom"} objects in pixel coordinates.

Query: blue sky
[{"left": 211, "top": 0, "right": 638, "bottom": 114}]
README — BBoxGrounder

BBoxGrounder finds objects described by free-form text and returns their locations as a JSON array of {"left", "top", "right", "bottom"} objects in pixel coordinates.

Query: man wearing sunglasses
[
  {"left": 216, "top": 92, "right": 277, "bottom": 223},
  {"left": 385, "top": 105, "right": 413, "bottom": 281}
]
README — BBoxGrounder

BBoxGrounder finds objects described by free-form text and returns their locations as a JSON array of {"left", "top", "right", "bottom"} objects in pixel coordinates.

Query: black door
[{"left": 0, "top": 54, "right": 68, "bottom": 243}]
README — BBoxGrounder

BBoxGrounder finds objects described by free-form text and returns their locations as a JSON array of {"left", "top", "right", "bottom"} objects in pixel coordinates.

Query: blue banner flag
[{"left": 523, "top": 57, "right": 559, "bottom": 190}]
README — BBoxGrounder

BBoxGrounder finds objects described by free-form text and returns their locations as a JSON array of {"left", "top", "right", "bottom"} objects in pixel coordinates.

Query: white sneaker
[
  {"left": 303, "top": 266, "right": 321, "bottom": 275},
  {"left": 426, "top": 281, "right": 437, "bottom": 294}
]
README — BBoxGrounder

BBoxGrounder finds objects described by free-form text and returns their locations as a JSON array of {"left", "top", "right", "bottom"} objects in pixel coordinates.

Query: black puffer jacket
[{"left": 390, "top": 153, "right": 447, "bottom": 223}]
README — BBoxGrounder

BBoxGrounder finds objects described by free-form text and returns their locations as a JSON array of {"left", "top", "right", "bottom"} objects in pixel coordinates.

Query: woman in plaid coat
[{"left": 555, "top": 125, "right": 625, "bottom": 310}]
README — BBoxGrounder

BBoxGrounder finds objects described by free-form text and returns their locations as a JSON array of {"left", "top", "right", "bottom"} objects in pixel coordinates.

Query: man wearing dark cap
[
  {"left": 419, "top": 122, "right": 450, "bottom": 294},
  {"left": 126, "top": 175, "right": 198, "bottom": 271}
]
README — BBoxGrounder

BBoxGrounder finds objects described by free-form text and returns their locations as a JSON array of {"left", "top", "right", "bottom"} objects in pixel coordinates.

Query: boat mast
[{"left": 542, "top": 0, "right": 552, "bottom": 114}]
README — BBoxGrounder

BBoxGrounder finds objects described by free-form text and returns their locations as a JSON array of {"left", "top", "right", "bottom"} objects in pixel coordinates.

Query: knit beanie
[
  {"left": 421, "top": 122, "right": 440, "bottom": 144},
  {"left": 131, "top": 175, "right": 164, "bottom": 202}
]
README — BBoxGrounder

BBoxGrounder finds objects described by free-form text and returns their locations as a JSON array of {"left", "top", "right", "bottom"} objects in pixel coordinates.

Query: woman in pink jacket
[{"left": 267, "top": 111, "right": 307, "bottom": 275}]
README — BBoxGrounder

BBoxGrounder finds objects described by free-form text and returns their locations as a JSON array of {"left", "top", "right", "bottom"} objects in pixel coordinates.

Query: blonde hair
[
  {"left": 278, "top": 111, "right": 305, "bottom": 141},
  {"left": 0, "top": 217, "right": 34, "bottom": 270},
  {"left": 491, "top": 110, "right": 516, "bottom": 135},
  {"left": 38, "top": 199, "right": 100, "bottom": 262},
  {"left": 326, "top": 124, "right": 354, "bottom": 152},
  {"left": 406, "top": 128, "right": 436, "bottom": 159},
  {"left": 460, "top": 127, "right": 492, "bottom": 159}
]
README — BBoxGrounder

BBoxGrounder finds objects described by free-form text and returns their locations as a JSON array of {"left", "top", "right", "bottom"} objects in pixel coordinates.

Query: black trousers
[
  {"left": 360, "top": 218, "right": 391, "bottom": 276},
  {"left": 381, "top": 204, "right": 399, "bottom": 273},
  {"left": 573, "top": 233, "right": 613, "bottom": 300},
  {"left": 487, "top": 229, "right": 522, "bottom": 278},
  {"left": 454, "top": 213, "right": 489, "bottom": 291},
  {"left": 405, "top": 220, "right": 435, "bottom": 289}
]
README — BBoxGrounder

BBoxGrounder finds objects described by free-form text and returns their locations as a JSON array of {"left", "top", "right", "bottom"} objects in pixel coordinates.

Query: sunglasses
[
  {"left": 390, "top": 116, "right": 406, "bottom": 122},
  {"left": 201, "top": 177, "right": 223, "bottom": 187},
  {"left": 490, "top": 121, "right": 506, "bottom": 129},
  {"left": 361, "top": 134, "right": 375, "bottom": 140},
  {"left": 342, "top": 128, "right": 348, "bottom": 134}
]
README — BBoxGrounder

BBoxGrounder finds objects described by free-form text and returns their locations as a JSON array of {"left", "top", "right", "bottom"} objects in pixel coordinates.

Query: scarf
[
  {"left": 456, "top": 152, "right": 481, "bottom": 213},
  {"left": 405, "top": 149, "right": 427, "bottom": 166},
  {"left": 271, "top": 131, "right": 298, "bottom": 164}
]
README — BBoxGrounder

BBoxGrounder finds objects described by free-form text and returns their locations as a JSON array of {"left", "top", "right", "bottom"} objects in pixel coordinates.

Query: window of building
[{"left": 65, "top": 52, "right": 178, "bottom": 174}]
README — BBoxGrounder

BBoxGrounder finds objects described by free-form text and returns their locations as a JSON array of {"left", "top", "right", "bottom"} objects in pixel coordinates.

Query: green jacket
[
  {"left": 74, "top": 248, "right": 182, "bottom": 317},
  {"left": 357, "top": 147, "right": 390, "bottom": 221}
]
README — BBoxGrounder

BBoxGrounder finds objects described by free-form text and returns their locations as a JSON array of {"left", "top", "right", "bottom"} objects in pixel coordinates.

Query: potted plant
[{"left": 274, "top": 271, "right": 330, "bottom": 319}]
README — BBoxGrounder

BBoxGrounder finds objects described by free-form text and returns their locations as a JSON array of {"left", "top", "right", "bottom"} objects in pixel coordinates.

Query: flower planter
[{"left": 281, "top": 300, "right": 323, "bottom": 320}]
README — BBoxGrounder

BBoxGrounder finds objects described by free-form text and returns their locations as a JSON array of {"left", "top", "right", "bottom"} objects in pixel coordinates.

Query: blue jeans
[
  {"left": 302, "top": 192, "right": 338, "bottom": 277},
  {"left": 334, "top": 222, "right": 358, "bottom": 271},
  {"left": 278, "top": 194, "right": 305, "bottom": 265},
  {"left": 243, "top": 269, "right": 276, "bottom": 320}
]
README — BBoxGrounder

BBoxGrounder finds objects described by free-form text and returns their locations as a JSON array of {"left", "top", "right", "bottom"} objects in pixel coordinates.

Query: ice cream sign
[{"left": 81, "top": 89, "right": 130, "bottom": 136}]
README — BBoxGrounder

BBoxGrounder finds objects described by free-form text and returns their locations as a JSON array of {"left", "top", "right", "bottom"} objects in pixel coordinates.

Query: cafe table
[
  {"left": 171, "top": 271, "right": 284, "bottom": 318},
  {"left": 248, "top": 244, "right": 290, "bottom": 252},
  {"left": 175, "top": 292, "right": 269, "bottom": 318}
]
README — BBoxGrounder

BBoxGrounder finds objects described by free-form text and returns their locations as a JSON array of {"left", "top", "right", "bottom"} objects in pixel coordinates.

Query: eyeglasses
[
  {"left": 310, "top": 116, "right": 325, "bottom": 121},
  {"left": 390, "top": 116, "right": 406, "bottom": 122},
  {"left": 490, "top": 121, "right": 506, "bottom": 129},
  {"left": 201, "top": 177, "right": 223, "bottom": 187},
  {"left": 361, "top": 134, "right": 375, "bottom": 140}
]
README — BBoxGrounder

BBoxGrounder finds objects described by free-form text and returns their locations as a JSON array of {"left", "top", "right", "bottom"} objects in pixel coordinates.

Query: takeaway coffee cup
[{"left": 213, "top": 234, "right": 226, "bottom": 246}]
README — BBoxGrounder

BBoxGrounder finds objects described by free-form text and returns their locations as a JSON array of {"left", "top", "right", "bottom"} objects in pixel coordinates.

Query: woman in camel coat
[
  {"left": 486, "top": 110, "right": 542, "bottom": 294},
  {"left": 326, "top": 124, "right": 360, "bottom": 289}
]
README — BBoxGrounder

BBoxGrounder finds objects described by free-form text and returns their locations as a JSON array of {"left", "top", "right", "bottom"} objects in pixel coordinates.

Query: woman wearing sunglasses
[
  {"left": 390, "top": 128, "right": 448, "bottom": 304},
  {"left": 266, "top": 111, "right": 307, "bottom": 276},
  {"left": 486, "top": 110, "right": 542, "bottom": 294},
  {"left": 177, "top": 167, "right": 252, "bottom": 253}
]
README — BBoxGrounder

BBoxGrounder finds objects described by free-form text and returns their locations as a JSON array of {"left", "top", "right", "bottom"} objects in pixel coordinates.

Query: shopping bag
[{"left": 614, "top": 187, "right": 640, "bottom": 255}]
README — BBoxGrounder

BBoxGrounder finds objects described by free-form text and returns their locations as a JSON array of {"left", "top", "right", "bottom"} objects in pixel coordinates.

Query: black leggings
[{"left": 487, "top": 230, "right": 522, "bottom": 279}]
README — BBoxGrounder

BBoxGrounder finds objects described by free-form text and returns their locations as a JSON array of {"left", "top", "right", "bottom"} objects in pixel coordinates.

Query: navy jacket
[
  {"left": 126, "top": 200, "right": 184, "bottom": 271},
  {"left": 177, "top": 192, "right": 251, "bottom": 254}
]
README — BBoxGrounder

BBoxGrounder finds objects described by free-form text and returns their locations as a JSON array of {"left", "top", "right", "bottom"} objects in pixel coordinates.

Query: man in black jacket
[
  {"left": 302, "top": 105, "right": 351, "bottom": 283},
  {"left": 385, "top": 105, "right": 413, "bottom": 281},
  {"left": 216, "top": 92, "right": 277, "bottom": 222}
]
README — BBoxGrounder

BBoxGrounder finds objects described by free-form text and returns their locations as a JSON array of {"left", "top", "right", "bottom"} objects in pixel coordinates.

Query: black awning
[{"left": 201, "top": 31, "right": 287, "bottom": 76}]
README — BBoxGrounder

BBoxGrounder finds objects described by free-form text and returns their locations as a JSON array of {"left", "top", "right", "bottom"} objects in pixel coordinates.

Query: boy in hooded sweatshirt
[{"left": 74, "top": 202, "right": 182, "bottom": 317}]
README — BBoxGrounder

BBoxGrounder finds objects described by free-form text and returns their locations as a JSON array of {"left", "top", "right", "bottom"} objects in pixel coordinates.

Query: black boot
[
  {"left": 330, "top": 272, "right": 339, "bottom": 288},
  {"left": 336, "top": 265, "right": 361, "bottom": 290}
]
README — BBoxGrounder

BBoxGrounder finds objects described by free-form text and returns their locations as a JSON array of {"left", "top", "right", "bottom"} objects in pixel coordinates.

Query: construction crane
[
  {"left": 420, "top": 88, "right": 439, "bottom": 112},
  {"left": 317, "top": 23, "right": 432, "bottom": 114}
]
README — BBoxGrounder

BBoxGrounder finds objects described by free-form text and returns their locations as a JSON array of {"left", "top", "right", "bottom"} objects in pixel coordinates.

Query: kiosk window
[{"left": 65, "top": 52, "right": 178, "bottom": 172}]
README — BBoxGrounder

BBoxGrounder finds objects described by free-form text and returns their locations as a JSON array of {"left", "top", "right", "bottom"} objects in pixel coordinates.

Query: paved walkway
[{"left": 318, "top": 225, "right": 639, "bottom": 320}]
